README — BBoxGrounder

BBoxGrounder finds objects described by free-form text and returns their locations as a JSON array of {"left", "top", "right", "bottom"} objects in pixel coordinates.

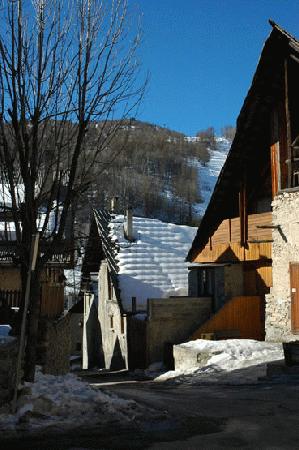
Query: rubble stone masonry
[
  {"left": 0, "top": 338, "right": 18, "bottom": 405},
  {"left": 266, "top": 191, "right": 299, "bottom": 341}
]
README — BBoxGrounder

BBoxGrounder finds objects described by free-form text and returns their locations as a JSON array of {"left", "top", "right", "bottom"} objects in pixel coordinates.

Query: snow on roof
[{"left": 108, "top": 215, "right": 197, "bottom": 311}]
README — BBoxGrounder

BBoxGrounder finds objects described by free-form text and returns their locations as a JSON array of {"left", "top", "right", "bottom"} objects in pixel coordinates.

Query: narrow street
[{"left": 2, "top": 371, "right": 299, "bottom": 449}]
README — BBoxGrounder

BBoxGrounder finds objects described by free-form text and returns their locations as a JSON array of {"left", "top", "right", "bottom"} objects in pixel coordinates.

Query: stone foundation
[
  {"left": 39, "top": 315, "right": 71, "bottom": 375},
  {"left": 266, "top": 191, "right": 299, "bottom": 341}
]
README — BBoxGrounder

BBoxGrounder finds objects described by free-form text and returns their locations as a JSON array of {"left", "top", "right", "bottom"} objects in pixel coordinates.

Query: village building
[
  {"left": 0, "top": 184, "right": 77, "bottom": 375},
  {"left": 187, "top": 22, "right": 299, "bottom": 343},
  {"left": 83, "top": 209, "right": 212, "bottom": 370}
]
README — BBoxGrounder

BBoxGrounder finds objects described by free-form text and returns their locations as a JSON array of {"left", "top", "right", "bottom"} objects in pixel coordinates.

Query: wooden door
[{"left": 290, "top": 263, "right": 299, "bottom": 333}]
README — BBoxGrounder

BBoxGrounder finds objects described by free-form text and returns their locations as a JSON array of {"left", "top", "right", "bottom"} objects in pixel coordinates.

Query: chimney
[
  {"left": 110, "top": 196, "right": 119, "bottom": 213},
  {"left": 124, "top": 206, "right": 134, "bottom": 241}
]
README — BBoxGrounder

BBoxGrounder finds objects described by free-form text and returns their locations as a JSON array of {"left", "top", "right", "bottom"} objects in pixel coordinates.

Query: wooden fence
[
  {"left": 40, "top": 284, "right": 64, "bottom": 318},
  {"left": 191, "top": 296, "right": 265, "bottom": 341},
  {"left": 0, "top": 290, "right": 21, "bottom": 308},
  {"left": 0, "top": 284, "right": 64, "bottom": 318}
]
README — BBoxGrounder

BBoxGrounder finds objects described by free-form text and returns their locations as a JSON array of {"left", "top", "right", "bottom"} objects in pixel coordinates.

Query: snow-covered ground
[
  {"left": 155, "top": 339, "right": 284, "bottom": 385},
  {"left": 191, "top": 137, "right": 230, "bottom": 218},
  {"left": 0, "top": 324, "right": 11, "bottom": 337},
  {"left": 0, "top": 325, "right": 15, "bottom": 344},
  {"left": 109, "top": 216, "right": 197, "bottom": 310},
  {"left": 0, "top": 368, "right": 145, "bottom": 435}
]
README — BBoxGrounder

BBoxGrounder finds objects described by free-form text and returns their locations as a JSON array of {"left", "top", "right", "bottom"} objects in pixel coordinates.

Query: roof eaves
[{"left": 187, "top": 21, "right": 298, "bottom": 262}]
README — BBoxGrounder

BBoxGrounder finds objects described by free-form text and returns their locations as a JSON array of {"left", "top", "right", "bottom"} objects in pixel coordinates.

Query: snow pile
[
  {"left": 0, "top": 369, "right": 141, "bottom": 433},
  {"left": 64, "top": 255, "right": 83, "bottom": 298},
  {"left": 192, "top": 137, "right": 230, "bottom": 218},
  {"left": 109, "top": 216, "right": 197, "bottom": 310},
  {"left": 0, "top": 324, "right": 12, "bottom": 337},
  {"left": 0, "top": 325, "right": 15, "bottom": 344},
  {"left": 156, "top": 339, "right": 284, "bottom": 385}
]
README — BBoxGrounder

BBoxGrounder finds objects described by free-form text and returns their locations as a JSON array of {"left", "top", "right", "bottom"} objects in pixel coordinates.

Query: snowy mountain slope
[{"left": 191, "top": 137, "right": 231, "bottom": 218}]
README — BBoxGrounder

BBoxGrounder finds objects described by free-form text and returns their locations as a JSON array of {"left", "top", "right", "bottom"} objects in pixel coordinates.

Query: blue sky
[{"left": 132, "top": 0, "right": 299, "bottom": 136}]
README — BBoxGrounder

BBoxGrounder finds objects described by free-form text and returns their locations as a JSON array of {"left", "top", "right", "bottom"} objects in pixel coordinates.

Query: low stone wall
[
  {"left": 173, "top": 344, "right": 211, "bottom": 371},
  {"left": 146, "top": 297, "right": 212, "bottom": 365},
  {"left": 266, "top": 192, "right": 299, "bottom": 341},
  {"left": 0, "top": 337, "right": 18, "bottom": 405}
]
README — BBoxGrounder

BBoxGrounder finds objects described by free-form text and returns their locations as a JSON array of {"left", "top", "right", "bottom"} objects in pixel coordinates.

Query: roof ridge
[{"left": 269, "top": 19, "right": 299, "bottom": 44}]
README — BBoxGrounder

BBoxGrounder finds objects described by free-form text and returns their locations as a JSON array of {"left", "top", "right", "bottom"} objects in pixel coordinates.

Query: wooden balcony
[
  {"left": 193, "top": 211, "right": 272, "bottom": 263},
  {"left": 0, "top": 240, "right": 75, "bottom": 268}
]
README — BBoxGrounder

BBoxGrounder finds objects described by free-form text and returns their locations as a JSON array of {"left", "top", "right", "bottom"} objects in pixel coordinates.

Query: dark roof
[
  {"left": 93, "top": 209, "right": 122, "bottom": 308},
  {"left": 187, "top": 21, "right": 299, "bottom": 261},
  {"left": 93, "top": 209, "right": 119, "bottom": 276}
]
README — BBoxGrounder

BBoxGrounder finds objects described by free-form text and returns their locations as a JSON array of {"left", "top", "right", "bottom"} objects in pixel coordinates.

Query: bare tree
[{"left": 0, "top": 0, "right": 145, "bottom": 381}]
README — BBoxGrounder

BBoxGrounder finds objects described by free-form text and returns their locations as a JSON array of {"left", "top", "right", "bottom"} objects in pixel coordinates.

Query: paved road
[
  {"left": 2, "top": 374, "right": 299, "bottom": 449},
  {"left": 98, "top": 378, "right": 299, "bottom": 449}
]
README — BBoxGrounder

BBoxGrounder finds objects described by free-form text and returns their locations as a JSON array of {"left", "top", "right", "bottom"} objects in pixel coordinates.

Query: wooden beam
[
  {"left": 270, "top": 143, "right": 279, "bottom": 197},
  {"left": 239, "top": 176, "right": 248, "bottom": 247},
  {"left": 284, "top": 58, "right": 292, "bottom": 188}
]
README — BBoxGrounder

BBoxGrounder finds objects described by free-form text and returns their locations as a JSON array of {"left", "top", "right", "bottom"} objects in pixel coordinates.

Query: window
[{"left": 197, "top": 269, "right": 213, "bottom": 296}]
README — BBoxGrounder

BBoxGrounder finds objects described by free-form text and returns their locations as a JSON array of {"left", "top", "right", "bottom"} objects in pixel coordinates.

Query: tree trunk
[{"left": 24, "top": 272, "right": 41, "bottom": 382}]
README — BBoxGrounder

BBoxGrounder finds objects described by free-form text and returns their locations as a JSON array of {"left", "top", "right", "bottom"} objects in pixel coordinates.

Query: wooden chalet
[
  {"left": 187, "top": 21, "right": 299, "bottom": 341},
  {"left": 0, "top": 208, "right": 75, "bottom": 323}
]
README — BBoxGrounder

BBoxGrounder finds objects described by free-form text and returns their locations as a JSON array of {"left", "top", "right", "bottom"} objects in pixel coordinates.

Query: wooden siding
[
  {"left": 191, "top": 296, "right": 265, "bottom": 341},
  {"left": 193, "top": 212, "right": 272, "bottom": 263},
  {"left": 290, "top": 263, "right": 299, "bottom": 333},
  {"left": 243, "top": 262, "right": 272, "bottom": 296},
  {"left": 194, "top": 242, "right": 272, "bottom": 264},
  {"left": 40, "top": 284, "right": 64, "bottom": 318}
]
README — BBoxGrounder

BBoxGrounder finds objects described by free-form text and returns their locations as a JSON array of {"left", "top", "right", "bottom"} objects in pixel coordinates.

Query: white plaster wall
[
  {"left": 82, "top": 292, "right": 94, "bottom": 369},
  {"left": 266, "top": 191, "right": 299, "bottom": 341},
  {"left": 98, "top": 262, "right": 128, "bottom": 369}
]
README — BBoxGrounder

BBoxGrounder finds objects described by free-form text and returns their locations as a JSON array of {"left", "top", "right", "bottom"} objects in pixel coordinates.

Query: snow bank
[
  {"left": 0, "top": 325, "right": 12, "bottom": 337},
  {"left": 0, "top": 369, "right": 141, "bottom": 434},
  {"left": 109, "top": 216, "right": 197, "bottom": 310},
  {"left": 156, "top": 339, "right": 284, "bottom": 385},
  {"left": 0, "top": 325, "right": 15, "bottom": 344}
]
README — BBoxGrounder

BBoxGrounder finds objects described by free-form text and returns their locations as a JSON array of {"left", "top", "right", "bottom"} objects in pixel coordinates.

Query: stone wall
[
  {"left": 146, "top": 297, "right": 212, "bottom": 365},
  {"left": 0, "top": 337, "right": 18, "bottom": 405},
  {"left": 0, "top": 267, "right": 21, "bottom": 290},
  {"left": 39, "top": 315, "right": 71, "bottom": 375},
  {"left": 266, "top": 191, "right": 299, "bottom": 341}
]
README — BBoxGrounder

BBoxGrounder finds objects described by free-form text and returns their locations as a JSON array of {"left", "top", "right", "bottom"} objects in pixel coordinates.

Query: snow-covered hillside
[{"left": 191, "top": 137, "right": 231, "bottom": 218}]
